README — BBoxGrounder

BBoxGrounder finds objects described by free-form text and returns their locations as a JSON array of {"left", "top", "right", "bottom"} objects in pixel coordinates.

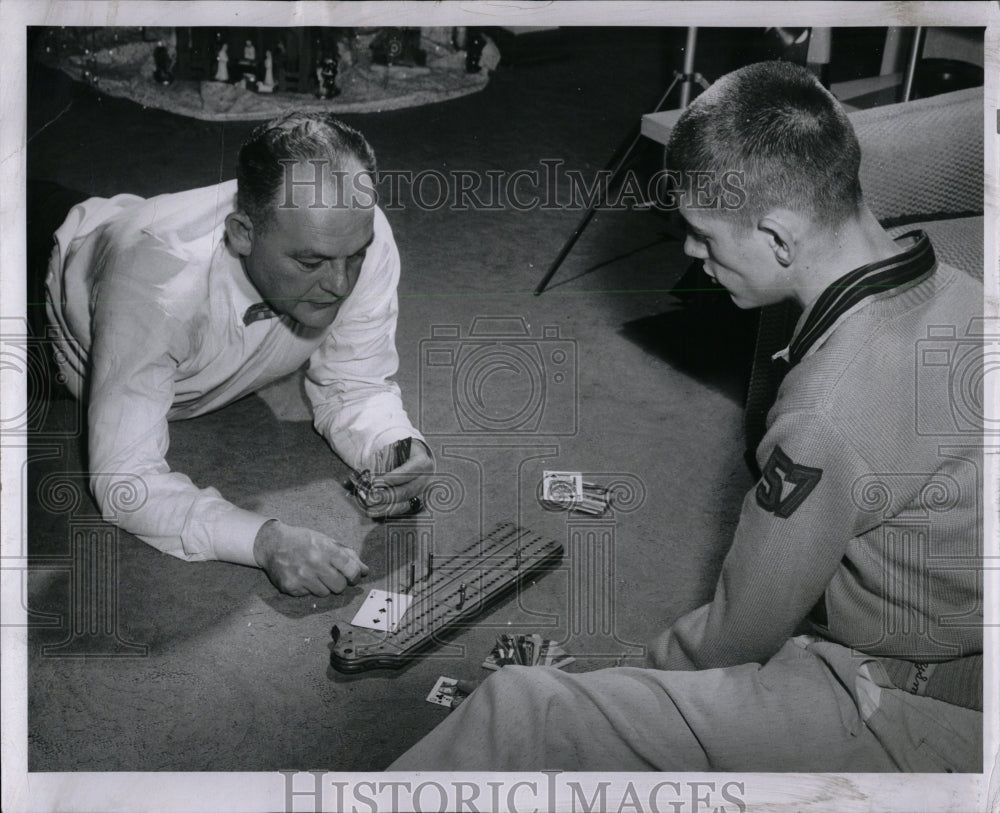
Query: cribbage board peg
[{"left": 329, "top": 522, "right": 565, "bottom": 673}]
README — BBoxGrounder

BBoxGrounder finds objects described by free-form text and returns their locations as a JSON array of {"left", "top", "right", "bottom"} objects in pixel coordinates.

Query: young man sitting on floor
[{"left": 387, "top": 61, "right": 983, "bottom": 773}]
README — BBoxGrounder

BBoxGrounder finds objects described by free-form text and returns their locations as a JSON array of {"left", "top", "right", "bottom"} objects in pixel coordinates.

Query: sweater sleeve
[{"left": 648, "top": 409, "right": 882, "bottom": 671}]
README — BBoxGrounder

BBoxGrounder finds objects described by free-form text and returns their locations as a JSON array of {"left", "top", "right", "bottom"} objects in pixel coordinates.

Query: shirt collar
[
  {"left": 214, "top": 237, "right": 277, "bottom": 327},
  {"left": 781, "top": 230, "right": 936, "bottom": 367}
]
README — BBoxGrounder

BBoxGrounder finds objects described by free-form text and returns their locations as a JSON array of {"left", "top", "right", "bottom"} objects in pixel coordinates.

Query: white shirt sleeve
[
  {"left": 303, "top": 211, "right": 424, "bottom": 471},
  {"left": 86, "top": 257, "right": 271, "bottom": 567}
]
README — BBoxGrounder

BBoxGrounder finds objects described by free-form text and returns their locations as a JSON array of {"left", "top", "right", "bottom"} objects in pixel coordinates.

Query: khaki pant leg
[{"left": 388, "top": 639, "right": 899, "bottom": 772}]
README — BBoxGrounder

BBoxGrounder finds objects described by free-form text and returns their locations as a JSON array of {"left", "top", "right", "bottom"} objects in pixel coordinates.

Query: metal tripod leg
[
  {"left": 533, "top": 28, "right": 708, "bottom": 295},
  {"left": 532, "top": 74, "right": 680, "bottom": 296}
]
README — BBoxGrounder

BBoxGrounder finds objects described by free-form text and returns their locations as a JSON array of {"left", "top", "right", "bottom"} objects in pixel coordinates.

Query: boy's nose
[{"left": 683, "top": 234, "right": 708, "bottom": 260}]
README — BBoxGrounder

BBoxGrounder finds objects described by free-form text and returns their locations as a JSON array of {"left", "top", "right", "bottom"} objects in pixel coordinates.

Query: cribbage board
[{"left": 330, "top": 522, "right": 563, "bottom": 673}]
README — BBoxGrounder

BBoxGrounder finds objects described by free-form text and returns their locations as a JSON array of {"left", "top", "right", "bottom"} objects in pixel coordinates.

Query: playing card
[
  {"left": 482, "top": 635, "right": 576, "bottom": 671},
  {"left": 572, "top": 481, "right": 610, "bottom": 516},
  {"left": 426, "top": 675, "right": 459, "bottom": 707},
  {"left": 349, "top": 589, "right": 412, "bottom": 633},
  {"left": 539, "top": 639, "right": 576, "bottom": 669},
  {"left": 543, "top": 471, "right": 583, "bottom": 503},
  {"left": 425, "top": 676, "right": 474, "bottom": 709}
]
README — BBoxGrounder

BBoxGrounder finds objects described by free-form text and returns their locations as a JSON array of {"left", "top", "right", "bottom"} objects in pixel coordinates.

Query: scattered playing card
[
  {"left": 425, "top": 676, "right": 474, "bottom": 709},
  {"left": 572, "top": 481, "right": 610, "bottom": 516},
  {"left": 542, "top": 473, "right": 611, "bottom": 515},
  {"left": 543, "top": 471, "right": 583, "bottom": 503},
  {"left": 349, "top": 589, "right": 412, "bottom": 633},
  {"left": 539, "top": 639, "right": 576, "bottom": 669},
  {"left": 426, "top": 676, "right": 459, "bottom": 707},
  {"left": 482, "top": 634, "right": 575, "bottom": 671}
]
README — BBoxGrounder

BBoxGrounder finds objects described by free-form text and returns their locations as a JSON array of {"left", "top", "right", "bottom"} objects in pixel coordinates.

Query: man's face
[
  {"left": 242, "top": 172, "right": 375, "bottom": 331},
  {"left": 678, "top": 205, "right": 789, "bottom": 309}
]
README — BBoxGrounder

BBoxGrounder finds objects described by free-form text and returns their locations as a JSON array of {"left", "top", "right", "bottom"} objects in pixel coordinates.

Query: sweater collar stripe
[{"left": 790, "top": 231, "right": 935, "bottom": 365}]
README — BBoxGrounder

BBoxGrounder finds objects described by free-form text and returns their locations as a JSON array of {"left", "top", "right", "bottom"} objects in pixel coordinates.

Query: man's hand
[
  {"left": 360, "top": 440, "right": 435, "bottom": 519},
  {"left": 253, "top": 520, "right": 369, "bottom": 596}
]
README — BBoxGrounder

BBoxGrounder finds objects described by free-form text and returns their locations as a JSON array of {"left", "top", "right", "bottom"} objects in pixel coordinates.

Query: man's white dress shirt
[{"left": 46, "top": 179, "right": 423, "bottom": 566}]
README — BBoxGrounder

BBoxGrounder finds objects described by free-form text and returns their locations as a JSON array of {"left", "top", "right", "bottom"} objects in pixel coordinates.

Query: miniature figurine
[
  {"left": 234, "top": 40, "right": 259, "bottom": 84},
  {"left": 258, "top": 50, "right": 275, "bottom": 93},
  {"left": 316, "top": 55, "right": 340, "bottom": 99},
  {"left": 214, "top": 42, "right": 229, "bottom": 82},
  {"left": 465, "top": 29, "right": 486, "bottom": 73},
  {"left": 153, "top": 45, "right": 174, "bottom": 86}
]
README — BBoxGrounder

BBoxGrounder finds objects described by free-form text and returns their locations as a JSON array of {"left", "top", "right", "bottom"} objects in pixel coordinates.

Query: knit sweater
[{"left": 652, "top": 232, "right": 983, "bottom": 705}]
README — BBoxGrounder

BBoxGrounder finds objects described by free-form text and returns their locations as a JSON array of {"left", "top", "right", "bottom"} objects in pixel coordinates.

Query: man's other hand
[
  {"left": 361, "top": 440, "right": 435, "bottom": 519},
  {"left": 253, "top": 520, "right": 369, "bottom": 596}
]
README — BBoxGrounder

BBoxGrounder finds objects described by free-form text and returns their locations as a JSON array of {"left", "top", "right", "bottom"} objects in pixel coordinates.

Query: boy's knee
[
  {"left": 480, "top": 665, "right": 570, "bottom": 715},
  {"left": 482, "top": 664, "right": 538, "bottom": 698}
]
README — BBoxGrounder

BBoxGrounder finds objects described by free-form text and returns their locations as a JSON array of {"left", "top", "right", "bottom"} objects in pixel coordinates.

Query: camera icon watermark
[
  {"left": 914, "top": 317, "right": 1000, "bottom": 436},
  {"left": 418, "top": 317, "right": 578, "bottom": 436},
  {"left": 0, "top": 318, "right": 83, "bottom": 440}
]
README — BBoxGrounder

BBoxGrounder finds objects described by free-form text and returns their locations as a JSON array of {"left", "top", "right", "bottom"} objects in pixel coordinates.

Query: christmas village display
[{"left": 35, "top": 28, "right": 499, "bottom": 120}]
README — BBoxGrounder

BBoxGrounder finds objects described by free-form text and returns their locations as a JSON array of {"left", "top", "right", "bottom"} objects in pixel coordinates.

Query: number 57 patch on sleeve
[{"left": 755, "top": 445, "right": 823, "bottom": 518}]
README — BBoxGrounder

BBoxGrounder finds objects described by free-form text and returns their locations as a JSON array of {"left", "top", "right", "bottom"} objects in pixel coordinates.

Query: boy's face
[{"left": 677, "top": 205, "right": 790, "bottom": 309}]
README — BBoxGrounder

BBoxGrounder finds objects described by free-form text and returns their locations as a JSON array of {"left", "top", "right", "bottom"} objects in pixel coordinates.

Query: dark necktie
[{"left": 243, "top": 302, "right": 277, "bottom": 326}]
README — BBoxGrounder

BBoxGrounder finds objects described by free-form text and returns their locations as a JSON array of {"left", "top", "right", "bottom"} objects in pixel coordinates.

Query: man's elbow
[{"left": 89, "top": 471, "right": 151, "bottom": 527}]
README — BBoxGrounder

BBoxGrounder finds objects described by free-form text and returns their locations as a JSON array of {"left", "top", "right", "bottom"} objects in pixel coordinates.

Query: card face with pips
[
  {"left": 542, "top": 471, "right": 583, "bottom": 503},
  {"left": 426, "top": 676, "right": 459, "bottom": 707},
  {"left": 349, "top": 589, "right": 412, "bottom": 633}
]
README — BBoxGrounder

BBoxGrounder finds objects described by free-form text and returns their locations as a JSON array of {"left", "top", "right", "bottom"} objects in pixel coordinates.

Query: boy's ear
[
  {"left": 225, "top": 212, "right": 255, "bottom": 257},
  {"left": 757, "top": 212, "right": 798, "bottom": 267}
]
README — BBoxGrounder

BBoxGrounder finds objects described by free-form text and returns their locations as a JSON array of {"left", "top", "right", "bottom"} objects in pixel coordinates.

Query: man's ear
[
  {"left": 757, "top": 212, "right": 798, "bottom": 267},
  {"left": 225, "top": 212, "right": 255, "bottom": 257}
]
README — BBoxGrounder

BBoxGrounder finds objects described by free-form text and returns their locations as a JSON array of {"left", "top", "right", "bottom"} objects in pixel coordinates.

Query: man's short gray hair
[{"left": 237, "top": 112, "right": 377, "bottom": 230}]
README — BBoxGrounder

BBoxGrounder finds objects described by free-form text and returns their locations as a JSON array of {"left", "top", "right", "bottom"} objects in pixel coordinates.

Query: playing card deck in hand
[
  {"left": 347, "top": 438, "right": 412, "bottom": 503},
  {"left": 374, "top": 437, "right": 412, "bottom": 475}
]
